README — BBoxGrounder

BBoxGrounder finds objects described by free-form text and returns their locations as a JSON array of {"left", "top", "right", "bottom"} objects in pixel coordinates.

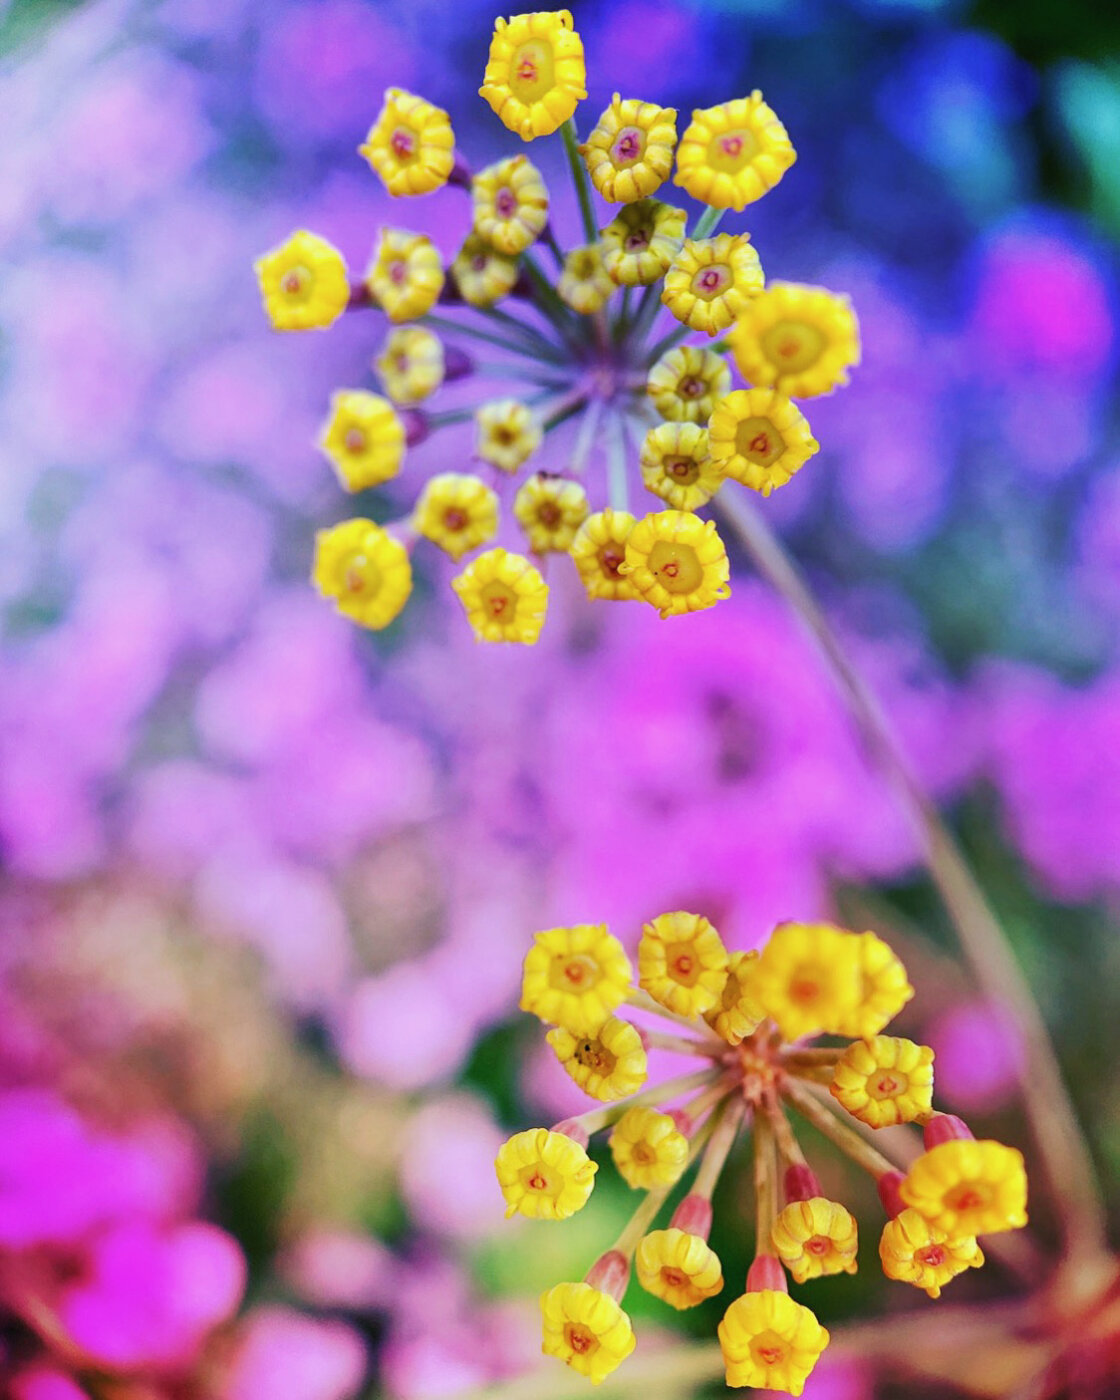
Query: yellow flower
[
  {"left": 638, "top": 910, "right": 728, "bottom": 1017},
  {"left": 581, "top": 94, "right": 678, "bottom": 204},
  {"left": 452, "top": 232, "right": 520, "bottom": 308},
  {"left": 539, "top": 1281, "right": 636, "bottom": 1385},
  {"left": 514, "top": 474, "right": 590, "bottom": 552},
  {"left": 569, "top": 510, "right": 641, "bottom": 601},
  {"left": 557, "top": 242, "right": 614, "bottom": 314},
  {"left": 374, "top": 326, "right": 445, "bottom": 406},
  {"left": 452, "top": 547, "right": 549, "bottom": 644},
  {"left": 600, "top": 199, "right": 686, "bottom": 287},
  {"left": 412, "top": 473, "right": 499, "bottom": 560},
  {"left": 609, "top": 1107, "right": 688, "bottom": 1190},
  {"left": 674, "top": 92, "right": 796, "bottom": 211},
  {"left": 879, "top": 1208, "right": 984, "bottom": 1299},
  {"left": 359, "top": 88, "right": 455, "bottom": 196},
  {"left": 480, "top": 10, "right": 587, "bottom": 142},
  {"left": 520, "top": 923, "right": 633, "bottom": 1034},
  {"left": 365, "top": 228, "right": 444, "bottom": 323},
  {"left": 636, "top": 1229, "right": 723, "bottom": 1309},
  {"left": 646, "top": 344, "right": 731, "bottom": 424},
  {"left": 472, "top": 154, "right": 549, "bottom": 255},
  {"left": 495, "top": 1127, "right": 597, "bottom": 1220},
  {"left": 707, "top": 388, "right": 819, "bottom": 497},
  {"left": 830, "top": 1036, "right": 934, "bottom": 1129},
  {"left": 317, "top": 390, "right": 405, "bottom": 492},
  {"left": 704, "top": 950, "right": 764, "bottom": 1045},
  {"left": 475, "top": 398, "right": 542, "bottom": 472},
  {"left": 900, "top": 1140, "right": 1029, "bottom": 1237},
  {"left": 832, "top": 932, "right": 915, "bottom": 1039},
  {"left": 312, "top": 519, "right": 412, "bottom": 631},
  {"left": 547, "top": 1017, "right": 647, "bottom": 1101},
  {"left": 719, "top": 1290, "right": 829, "bottom": 1395},
  {"left": 254, "top": 229, "right": 350, "bottom": 332},
  {"left": 727, "top": 282, "right": 860, "bottom": 398},
  {"left": 749, "top": 922, "right": 864, "bottom": 1042},
  {"left": 771, "top": 1198, "right": 859, "bottom": 1284},
  {"left": 661, "top": 234, "right": 764, "bottom": 337},
  {"left": 639, "top": 422, "right": 724, "bottom": 512},
  {"left": 621, "top": 510, "right": 731, "bottom": 619}
]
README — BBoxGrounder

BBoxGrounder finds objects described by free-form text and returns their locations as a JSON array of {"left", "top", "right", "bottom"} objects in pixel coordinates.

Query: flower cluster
[
  {"left": 254, "top": 9, "right": 861, "bottom": 643},
  {"left": 496, "top": 917, "right": 1028, "bottom": 1391}
]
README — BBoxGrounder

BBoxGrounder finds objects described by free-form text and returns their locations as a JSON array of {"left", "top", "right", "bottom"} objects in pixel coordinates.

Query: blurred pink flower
[
  {"left": 220, "top": 1305, "right": 367, "bottom": 1400},
  {"left": 926, "top": 999, "right": 1025, "bottom": 1114},
  {"left": 279, "top": 1228, "right": 395, "bottom": 1312},
  {"left": 399, "top": 1094, "right": 507, "bottom": 1241},
  {"left": 10, "top": 1368, "right": 89, "bottom": 1400}
]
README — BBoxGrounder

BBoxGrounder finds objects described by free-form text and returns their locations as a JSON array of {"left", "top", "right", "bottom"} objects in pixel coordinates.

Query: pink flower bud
[
  {"left": 585, "top": 1249, "right": 629, "bottom": 1302},
  {"left": 550, "top": 1119, "right": 590, "bottom": 1150},
  {"left": 402, "top": 410, "right": 429, "bottom": 448},
  {"left": 667, "top": 1107, "right": 692, "bottom": 1136},
  {"left": 444, "top": 346, "right": 473, "bottom": 382},
  {"left": 669, "top": 1193, "right": 712, "bottom": 1239},
  {"left": 783, "top": 1163, "right": 821, "bottom": 1203},
  {"left": 746, "top": 1254, "right": 788, "bottom": 1294},
  {"left": 877, "top": 1169, "right": 907, "bottom": 1219},
  {"left": 923, "top": 1114, "right": 973, "bottom": 1148}
]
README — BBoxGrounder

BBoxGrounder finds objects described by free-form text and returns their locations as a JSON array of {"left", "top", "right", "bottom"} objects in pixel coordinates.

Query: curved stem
[
  {"left": 692, "top": 1096, "right": 747, "bottom": 1201},
  {"left": 561, "top": 117, "right": 598, "bottom": 244}
]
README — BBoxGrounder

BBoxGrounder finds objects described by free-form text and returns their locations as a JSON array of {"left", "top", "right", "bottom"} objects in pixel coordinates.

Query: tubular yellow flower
[
  {"left": 600, "top": 199, "right": 687, "bottom": 287},
  {"left": 495, "top": 1127, "right": 598, "bottom": 1220},
  {"left": 718, "top": 1290, "right": 829, "bottom": 1395},
  {"left": 254, "top": 229, "right": 350, "bottom": 332},
  {"left": 452, "top": 232, "right": 521, "bottom": 308},
  {"left": 547, "top": 1017, "right": 648, "bottom": 1102},
  {"left": 452, "top": 546, "right": 549, "bottom": 644},
  {"left": 674, "top": 92, "right": 796, "bottom": 211},
  {"left": 900, "top": 1140, "right": 1029, "bottom": 1237},
  {"left": 479, "top": 10, "right": 587, "bottom": 142},
  {"left": 412, "top": 472, "right": 499, "bottom": 560},
  {"left": 317, "top": 390, "right": 405, "bottom": 491},
  {"left": 569, "top": 509, "right": 641, "bottom": 601},
  {"left": 647, "top": 344, "right": 731, "bottom": 424},
  {"left": 472, "top": 154, "right": 550, "bottom": 255},
  {"left": 514, "top": 473, "right": 590, "bottom": 552},
  {"left": 830, "top": 1036, "right": 934, "bottom": 1129},
  {"left": 312, "top": 519, "right": 412, "bottom": 631},
  {"left": 707, "top": 388, "right": 819, "bottom": 496},
  {"left": 609, "top": 1107, "right": 688, "bottom": 1190},
  {"left": 636, "top": 1229, "right": 723, "bottom": 1309},
  {"left": 557, "top": 242, "right": 614, "bottom": 314},
  {"left": 359, "top": 88, "right": 455, "bottom": 196},
  {"left": 749, "top": 922, "right": 864, "bottom": 1042},
  {"left": 638, "top": 910, "right": 729, "bottom": 1017},
  {"left": 621, "top": 510, "right": 731, "bottom": 619},
  {"left": 374, "top": 326, "right": 445, "bottom": 406},
  {"left": 704, "top": 950, "right": 764, "bottom": 1045},
  {"left": 520, "top": 923, "right": 633, "bottom": 1034},
  {"left": 727, "top": 282, "right": 860, "bottom": 398},
  {"left": 771, "top": 1198, "right": 859, "bottom": 1284},
  {"left": 365, "top": 228, "right": 444, "bottom": 323},
  {"left": 581, "top": 94, "right": 678, "bottom": 204},
  {"left": 833, "top": 932, "right": 915, "bottom": 1039},
  {"left": 540, "top": 1281, "right": 636, "bottom": 1385},
  {"left": 879, "top": 1209, "right": 984, "bottom": 1299},
  {"left": 661, "top": 234, "right": 764, "bottom": 337},
  {"left": 475, "top": 398, "right": 543, "bottom": 472},
  {"left": 639, "top": 422, "right": 724, "bottom": 512}
]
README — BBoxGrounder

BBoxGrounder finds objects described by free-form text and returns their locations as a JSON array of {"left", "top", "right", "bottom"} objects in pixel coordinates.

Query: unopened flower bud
[
  {"left": 585, "top": 1248, "right": 630, "bottom": 1302},
  {"left": 923, "top": 1113, "right": 973, "bottom": 1148},
  {"left": 745, "top": 1253, "right": 788, "bottom": 1294}
]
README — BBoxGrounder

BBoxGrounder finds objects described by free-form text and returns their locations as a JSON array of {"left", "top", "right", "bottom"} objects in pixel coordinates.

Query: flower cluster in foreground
[
  {"left": 255, "top": 9, "right": 860, "bottom": 643},
  {"left": 496, "top": 917, "right": 1028, "bottom": 1391}
]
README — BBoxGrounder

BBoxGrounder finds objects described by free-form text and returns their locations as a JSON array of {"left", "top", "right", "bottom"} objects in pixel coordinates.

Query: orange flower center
[{"left": 480, "top": 580, "right": 517, "bottom": 620}]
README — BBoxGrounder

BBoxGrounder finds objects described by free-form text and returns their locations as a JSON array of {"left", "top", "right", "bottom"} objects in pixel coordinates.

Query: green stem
[
  {"left": 542, "top": 389, "right": 588, "bottom": 432},
  {"left": 521, "top": 251, "right": 585, "bottom": 348},
  {"left": 561, "top": 117, "right": 598, "bottom": 244},
  {"left": 691, "top": 205, "right": 725, "bottom": 240},
  {"left": 422, "top": 312, "right": 549, "bottom": 361},
  {"left": 471, "top": 304, "right": 570, "bottom": 362},
  {"left": 542, "top": 223, "right": 565, "bottom": 269},
  {"left": 645, "top": 322, "right": 693, "bottom": 365}
]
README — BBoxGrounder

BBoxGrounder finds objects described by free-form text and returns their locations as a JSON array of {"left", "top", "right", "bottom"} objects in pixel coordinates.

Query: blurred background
[{"left": 0, "top": 0, "right": 1118, "bottom": 1396}]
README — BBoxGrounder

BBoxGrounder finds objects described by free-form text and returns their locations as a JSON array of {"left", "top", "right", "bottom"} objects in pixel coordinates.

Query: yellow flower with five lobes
[
  {"left": 636, "top": 1229, "right": 724, "bottom": 1309},
  {"left": 707, "top": 388, "right": 820, "bottom": 497},
  {"left": 833, "top": 931, "right": 915, "bottom": 1038},
  {"left": 718, "top": 1289, "right": 830, "bottom": 1395},
  {"left": 557, "top": 242, "right": 615, "bottom": 314},
  {"left": 748, "top": 921, "right": 865, "bottom": 1042},
  {"left": 646, "top": 344, "right": 731, "bottom": 424},
  {"left": 771, "top": 1198, "right": 859, "bottom": 1284},
  {"left": 365, "top": 228, "right": 444, "bottom": 323},
  {"left": 520, "top": 922, "right": 633, "bottom": 1034},
  {"left": 539, "top": 1281, "right": 636, "bottom": 1385},
  {"left": 638, "top": 910, "right": 729, "bottom": 1017},
  {"left": 661, "top": 233, "right": 765, "bottom": 337},
  {"left": 547, "top": 1017, "right": 647, "bottom": 1101},
  {"left": 514, "top": 474, "right": 589, "bottom": 552},
  {"left": 479, "top": 10, "right": 587, "bottom": 142},
  {"left": 412, "top": 473, "right": 499, "bottom": 560},
  {"left": 830, "top": 1036, "right": 934, "bottom": 1129},
  {"left": 475, "top": 398, "right": 543, "bottom": 472},
  {"left": 727, "top": 282, "right": 860, "bottom": 398},
  {"left": 569, "top": 509, "right": 641, "bottom": 602},
  {"left": 359, "top": 88, "right": 455, "bottom": 196},
  {"left": 495, "top": 1127, "right": 597, "bottom": 1220},
  {"left": 674, "top": 92, "right": 796, "bottom": 211},
  {"left": 900, "top": 1139, "right": 1029, "bottom": 1238},
  {"left": 472, "top": 154, "right": 550, "bottom": 255},
  {"left": 312, "top": 519, "right": 412, "bottom": 631},
  {"left": 609, "top": 1107, "right": 688, "bottom": 1190},
  {"left": 374, "top": 326, "right": 445, "bottom": 406},
  {"left": 581, "top": 94, "right": 678, "bottom": 204},
  {"left": 452, "top": 547, "right": 549, "bottom": 644},
  {"left": 639, "top": 422, "right": 724, "bottom": 512},
  {"left": 704, "top": 949, "right": 765, "bottom": 1045},
  {"left": 879, "top": 1208, "right": 984, "bottom": 1299},
  {"left": 600, "top": 199, "right": 687, "bottom": 287},
  {"left": 317, "top": 390, "right": 405, "bottom": 492},
  {"left": 452, "top": 232, "right": 521, "bottom": 308},
  {"left": 254, "top": 229, "right": 350, "bottom": 331},
  {"left": 621, "top": 510, "right": 731, "bottom": 619}
]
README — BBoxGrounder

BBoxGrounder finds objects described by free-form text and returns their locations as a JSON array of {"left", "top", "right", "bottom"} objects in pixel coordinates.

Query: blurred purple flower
[
  {"left": 220, "top": 1305, "right": 367, "bottom": 1400},
  {"left": 926, "top": 999, "right": 1025, "bottom": 1114}
]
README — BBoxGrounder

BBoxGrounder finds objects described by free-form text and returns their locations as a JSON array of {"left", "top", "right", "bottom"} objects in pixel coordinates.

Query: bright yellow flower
[
  {"left": 312, "top": 519, "right": 412, "bottom": 631},
  {"left": 547, "top": 1017, "right": 647, "bottom": 1102},
  {"left": 452, "top": 232, "right": 521, "bottom": 308},
  {"left": 317, "top": 390, "right": 405, "bottom": 492},
  {"left": 472, "top": 154, "right": 550, "bottom": 255},
  {"left": 452, "top": 547, "right": 549, "bottom": 644},
  {"left": 539, "top": 1281, "right": 636, "bottom": 1385},
  {"left": 719, "top": 1290, "right": 829, "bottom": 1395},
  {"left": 661, "top": 233, "right": 764, "bottom": 337},
  {"left": 646, "top": 344, "right": 731, "bottom": 424},
  {"left": 639, "top": 422, "right": 724, "bottom": 512},
  {"left": 609, "top": 1107, "right": 688, "bottom": 1190},
  {"left": 374, "top": 326, "right": 445, "bottom": 406},
  {"left": 879, "top": 1208, "right": 984, "bottom": 1299},
  {"left": 771, "top": 1198, "right": 859, "bottom": 1284},
  {"left": 475, "top": 398, "right": 543, "bottom": 472},
  {"left": 495, "top": 1127, "right": 598, "bottom": 1220},
  {"left": 727, "top": 282, "right": 860, "bottom": 398},
  {"left": 636, "top": 1229, "right": 723, "bottom": 1309},
  {"left": 900, "top": 1140, "right": 1029, "bottom": 1237},
  {"left": 557, "top": 242, "right": 614, "bottom": 314},
  {"left": 514, "top": 474, "right": 589, "bottom": 552},
  {"left": 412, "top": 472, "right": 499, "bottom": 560},
  {"left": 359, "top": 88, "right": 455, "bottom": 196},
  {"left": 830, "top": 1036, "right": 934, "bottom": 1129},
  {"left": 832, "top": 932, "right": 915, "bottom": 1039},
  {"left": 581, "top": 94, "right": 678, "bottom": 204},
  {"left": 520, "top": 923, "right": 633, "bottom": 1034},
  {"left": 254, "top": 229, "right": 350, "bottom": 332},
  {"left": 569, "top": 509, "right": 641, "bottom": 601},
  {"left": 600, "top": 199, "right": 686, "bottom": 287},
  {"left": 749, "top": 922, "right": 864, "bottom": 1042},
  {"left": 621, "top": 510, "right": 731, "bottom": 619},
  {"left": 480, "top": 10, "right": 587, "bottom": 142},
  {"left": 365, "top": 228, "right": 444, "bottom": 323},
  {"left": 638, "top": 910, "right": 728, "bottom": 1017},
  {"left": 704, "top": 949, "right": 764, "bottom": 1045},
  {"left": 674, "top": 92, "right": 796, "bottom": 211},
  {"left": 707, "top": 388, "right": 819, "bottom": 496}
]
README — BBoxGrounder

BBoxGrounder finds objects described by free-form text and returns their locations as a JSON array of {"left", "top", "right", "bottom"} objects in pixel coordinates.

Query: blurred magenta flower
[{"left": 220, "top": 1305, "right": 367, "bottom": 1400}]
